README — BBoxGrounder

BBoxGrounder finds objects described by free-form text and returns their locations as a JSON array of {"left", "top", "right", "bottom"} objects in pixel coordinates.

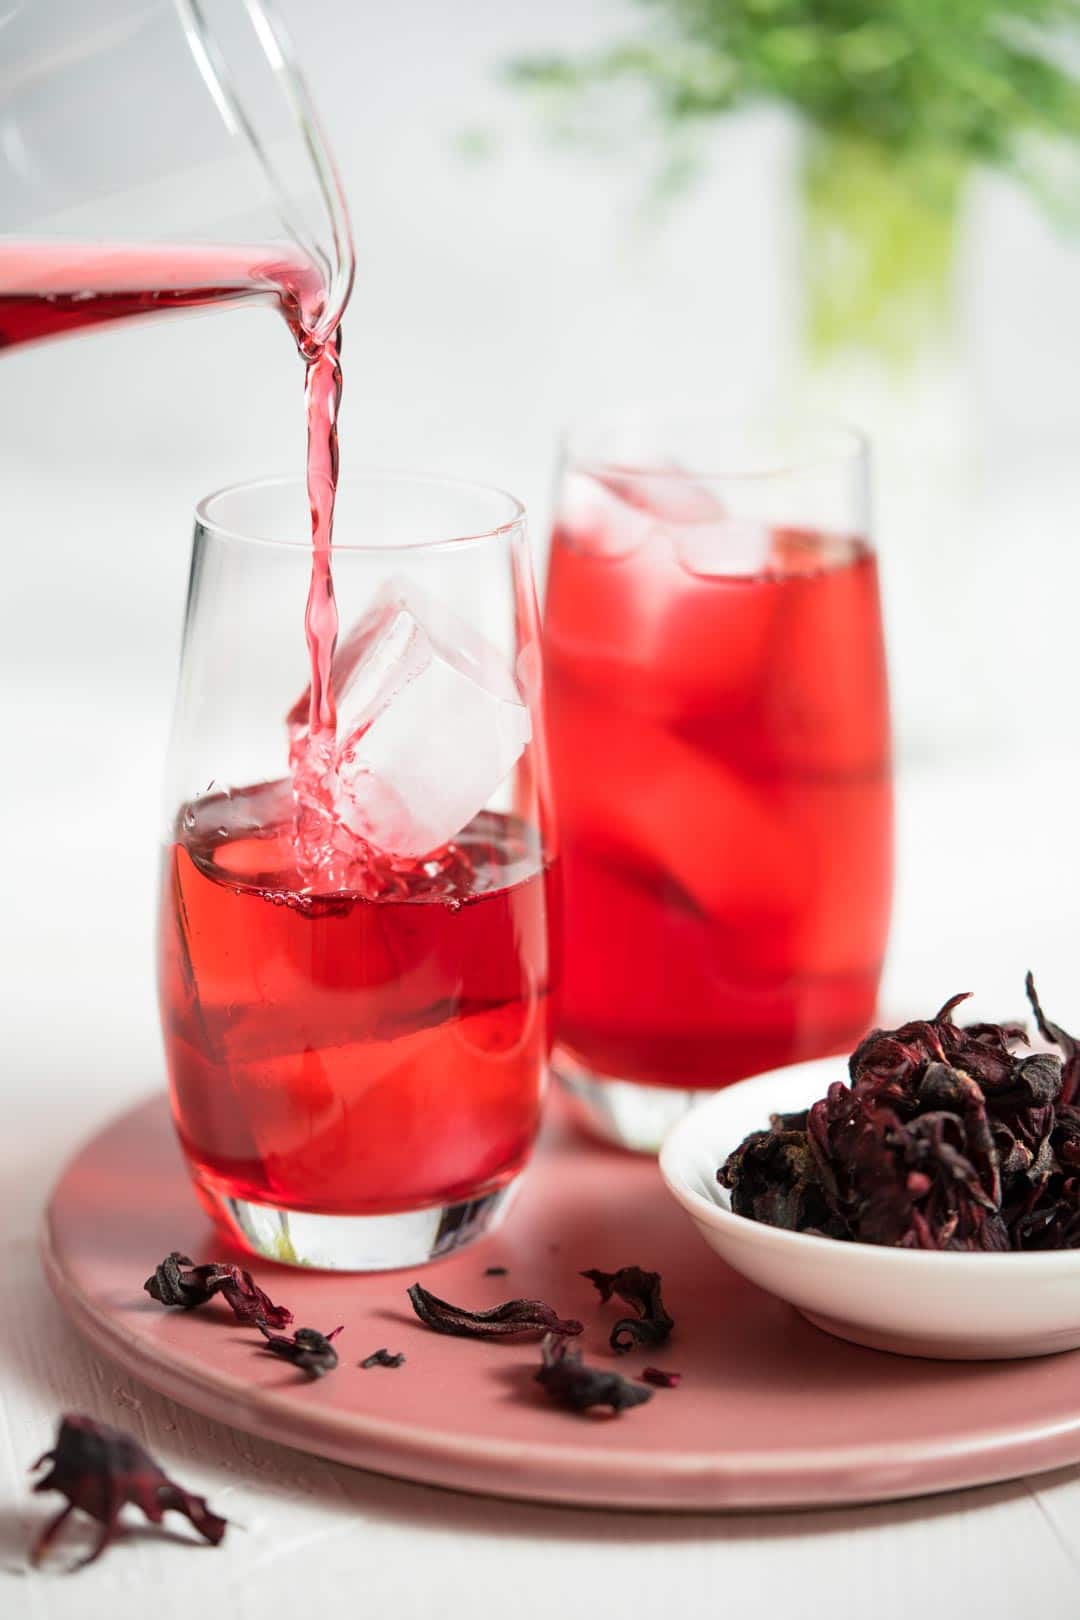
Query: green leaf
[{"left": 506, "top": 0, "right": 1080, "bottom": 358}]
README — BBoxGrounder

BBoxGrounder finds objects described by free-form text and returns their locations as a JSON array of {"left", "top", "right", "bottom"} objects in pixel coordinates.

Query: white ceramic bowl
[{"left": 659, "top": 1056, "right": 1080, "bottom": 1360}]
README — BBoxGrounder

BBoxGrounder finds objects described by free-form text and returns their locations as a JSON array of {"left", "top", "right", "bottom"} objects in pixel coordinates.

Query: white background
[{"left": 2, "top": 1, "right": 1080, "bottom": 1615}]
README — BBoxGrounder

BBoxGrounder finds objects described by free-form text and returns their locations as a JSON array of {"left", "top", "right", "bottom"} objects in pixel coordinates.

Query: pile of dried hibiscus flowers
[{"left": 720, "top": 974, "right": 1080, "bottom": 1252}]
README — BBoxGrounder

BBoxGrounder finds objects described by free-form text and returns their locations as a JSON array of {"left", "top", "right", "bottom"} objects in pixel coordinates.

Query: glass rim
[
  {"left": 562, "top": 409, "right": 868, "bottom": 484},
  {"left": 194, "top": 471, "right": 527, "bottom": 554}
]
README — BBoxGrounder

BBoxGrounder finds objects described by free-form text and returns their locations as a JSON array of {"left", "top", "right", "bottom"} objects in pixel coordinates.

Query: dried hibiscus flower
[
  {"left": 581, "top": 1266, "right": 674, "bottom": 1353},
  {"left": 1027, "top": 970, "right": 1080, "bottom": 1107},
  {"left": 360, "top": 1348, "right": 405, "bottom": 1369},
  {"left": 407, "top": 1283, "right": 583, "bottom": 1340},
  {"left": 144, "top": 1251, "right": 293, "bottom": 1330},
  {"left": 31, "top": 1414, "right": 227, "bottom": 1568},
  {"left": 641, "top": 1367, "right": 682, "bottom": 1388},
  {"left": 534, "top": 1334, "right": 652, "bottom": 1414},
  {"left": 257, "top": 1322, "right": 342, "bottom": 1378},
  {"left": 719, "top": 977, "right": 1080, "bottom": 1253}
]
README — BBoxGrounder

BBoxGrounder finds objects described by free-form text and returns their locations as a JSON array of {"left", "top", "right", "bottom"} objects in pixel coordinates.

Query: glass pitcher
[{"left": 0, "top": 0, "right": 354, "bottom": 350}]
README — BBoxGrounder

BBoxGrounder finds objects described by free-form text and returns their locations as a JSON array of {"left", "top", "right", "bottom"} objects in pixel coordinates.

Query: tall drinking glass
[
  {"left": 158, "top": 475, "right": 557, "bottom": 1269},
  {"left": 543, "top": 415, "right": 892, "bottom": 1151}
]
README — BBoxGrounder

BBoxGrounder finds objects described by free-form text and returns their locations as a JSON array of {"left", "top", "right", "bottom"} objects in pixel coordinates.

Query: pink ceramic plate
[{"left": 42, "top": 1093, "right": 1080, "bottom": 1511}]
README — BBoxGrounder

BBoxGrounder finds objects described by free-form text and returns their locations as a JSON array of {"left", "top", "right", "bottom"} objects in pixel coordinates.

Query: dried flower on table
[
  {"left": 641, "top": 1367, "right": 682, "bottom": 1388},
  {"left": 360, "top": 1348, "right": 406, "bottom": 1369},
  {"left": 407, "top": 1282, "right": 583, "bottom": 1340},
  {"left": 257, "top": 1322, "right": 342, "bottom": 1378},
  {"left": 30, "top": 1413, "right": 227, "bottom": 1569},
  {"left": 534, "top": 1334, "right": 653, "bottom": 1414},
  {"left": 581, "top": 1266, "right": 674, "bottom": 1352},
  {"left": 144, "top": 1251, "right": 293, "bottom": 1329},
  {"left": 719, "top": 977, "right": 1080, "bottom": 1252}
]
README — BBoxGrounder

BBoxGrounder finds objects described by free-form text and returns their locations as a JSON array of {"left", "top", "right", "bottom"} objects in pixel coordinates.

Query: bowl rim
[{"left": 658, "top": 1056, "right": 1080, "bottom": 1272}]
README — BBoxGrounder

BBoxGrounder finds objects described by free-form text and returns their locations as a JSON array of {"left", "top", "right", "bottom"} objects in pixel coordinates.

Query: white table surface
[{"left": 4, "top": 705, "right": 1080, "bottom": 1618}]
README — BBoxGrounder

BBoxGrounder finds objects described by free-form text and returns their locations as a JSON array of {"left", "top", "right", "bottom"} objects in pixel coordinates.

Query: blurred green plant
[{"left": 510, "top": 0, "right": 1080, "bottom": 362}]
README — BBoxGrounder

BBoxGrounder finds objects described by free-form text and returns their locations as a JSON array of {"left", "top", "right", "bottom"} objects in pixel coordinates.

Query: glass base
[
  {"left": 199, "top": 1174, "right": 522, "bottom": 1271},
  {"left": 554, "top": 1051, "right": 715, "bottom": 1154}
]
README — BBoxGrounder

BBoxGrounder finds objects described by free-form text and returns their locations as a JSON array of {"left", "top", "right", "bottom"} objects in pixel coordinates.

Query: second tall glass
[{"left": 543, "top": 415, "right": 893, "bottom": 1151}]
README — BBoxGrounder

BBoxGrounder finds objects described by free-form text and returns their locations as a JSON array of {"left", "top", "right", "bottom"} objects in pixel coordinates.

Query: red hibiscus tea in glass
[
  {"left": 543, "top": 417, "right": 892, "bottom": 1150},
  {"left": 159, "top": 477, "right": 557, "bottom": 1269}
]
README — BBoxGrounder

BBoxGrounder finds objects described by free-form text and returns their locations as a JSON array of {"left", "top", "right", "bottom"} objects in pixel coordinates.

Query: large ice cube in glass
[
  {"left": 672, "top": 512, "right": 773, "bottom": 579},
  {"left": 312, "top": 579, "right": 531, "bottom": 858},
  {"left": 601, "top": 468, "right": 774, "bottom": 578},
  {"left": 599, "top": 467, "right": 725, "bottom": 525},
  {"left": 558, "top": 465, "right": 727, "bottom": 560},
  {"left": 560, "top": 465, "right": 773, "bottom": 578}
]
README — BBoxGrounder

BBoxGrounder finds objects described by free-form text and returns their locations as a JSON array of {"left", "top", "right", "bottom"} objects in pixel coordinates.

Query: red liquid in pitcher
[
  {"left": 160, "top": 784, "right": 556, "bottom": 1216},
  {"left": 544, "top": 517, "right": 892, "bottom": 1089},
  {"left": 0, "top": 241, "right": 327, "bottom": 349}
]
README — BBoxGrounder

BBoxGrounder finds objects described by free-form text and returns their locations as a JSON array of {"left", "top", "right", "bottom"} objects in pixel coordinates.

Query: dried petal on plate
[
  {"left": 581, "top": 1266, "right": 674, "bottom": 1353},
  {"left": 407, "top": 1282, "right": 583, "bottom": 1340},
  {"left": 31, "top": 1414, "right": 227, "bottom": 1569},
  {"left": 144, "top": 1251, "right": 293, "bottom": 1330},
  {"left": 360, "top": 1348, "right": 406, "bottom": 1369},
  {"left": 256, "top": 1323, "right": 342, "bottom": 1378},
  {"left": 534, "top": 1334, "right": 653, "bottom": 1414},
  {"left": 641, "top": 1367, "right": 683, "bottom": 1388}
]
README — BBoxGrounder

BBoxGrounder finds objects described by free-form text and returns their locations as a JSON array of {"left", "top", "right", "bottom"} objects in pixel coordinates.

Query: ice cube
[
  {"left": 558, "top": 463, "right": 777, "bottom": 580},
  {"left": 556, "top": 469, "right": 653, "bottom": 560},
  {"left": 558, "top": 464, "right": 726, "bottom": 560},
  {"left": 598, "top": 467, "right": 724, "bottom": 525},
  {"left": 295, "top": 579, "right": 532, "bottom": 859},
  {"left": 601, "top": 468, "right": 773, "bottom": 579},
  {"left": 672, "top": 513, "right": 774, "bottom": 579}
]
